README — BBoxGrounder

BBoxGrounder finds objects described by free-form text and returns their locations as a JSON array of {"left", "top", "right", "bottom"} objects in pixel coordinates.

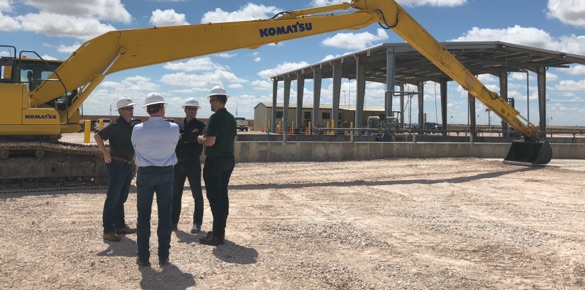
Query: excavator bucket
[{"left": 503, "top": 140, "right": 553, "bottom": 166}]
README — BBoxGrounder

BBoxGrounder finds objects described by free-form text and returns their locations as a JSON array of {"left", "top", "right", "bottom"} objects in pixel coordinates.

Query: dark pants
[
  {"left": 202, "top": 154, "right": 235, "bottom": 238},
  {"left": 136, "top": 166, "right": 174, "bottom": 263},
  {"left": 172, "top": 159, "right": 203, "bottom": 226},
  {"left": 102, "top": 160, "right": 133, "bottom": 233}
]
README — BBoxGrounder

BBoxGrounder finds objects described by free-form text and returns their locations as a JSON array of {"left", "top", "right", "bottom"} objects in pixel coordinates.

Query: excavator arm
[{"left": 29, "top": 0, "right": 550, "bottom": 164}]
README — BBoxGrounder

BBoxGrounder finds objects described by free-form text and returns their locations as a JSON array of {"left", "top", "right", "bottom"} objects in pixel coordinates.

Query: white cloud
[
  {"left": 57, "top": 43, "right": 81, "bottom": 54},
  {"left": 201, "top": 3, "right": 280, "bottom": 23},
  {"left": 310, "top": 0, "right": 344, "bottom": 6},
  {"left": 555, "top": 79, "right": 585, "bottom": 92},
  {"left": 252, "top": 52, "right": 261, "bottom": 62},
  {"left": 16, "top": 12, "right": 116, "bottom": 39},
  {"left": 228, "top": 83, "right": 243, "bottom": 89},
  {"left": 558, "top": 64, "right": 585, "bottom": 75},
  {"left": 160, "top": 71, "right": 246, "bottom": 88},
  {"left": 547, "top": 0, "right": 585, "bottom": 28},
  {"left": 21, "top": 0, "right": 131, "bottom": 24},
  {"left": 0, "top": 0, "right": 12, "bottom": 12},
  {"left": 84, "top": 75, "right": 160, "bottom": 115},
  {"left": 216, "top": 53, "right": 237, "bottom": 59},
  {"left": 452, "top": 25, "right": 585, "bottom": 55},
  {"left": 150, "top": 9, "right": 188, "bottom": 26},
  {"left": 452, "top": 25, "right": 555, "bottom": 48},
  {"left": 163, "top": 57, "right": 227, "bottom": 72},
  {"left": 0, "top": 10, "right": 20, "bottom": 30},
  {"left": 257, "top": 61, "right": 310, "bottom": 79},
  {"left": 555, "top": 34, "right": 585, "bottom": 55},
  {"left": 321, "top": 28, "right": 389, "bottom": 50},
  {"left": 250, "top": 79, "right": 273, "bottom": 91}
]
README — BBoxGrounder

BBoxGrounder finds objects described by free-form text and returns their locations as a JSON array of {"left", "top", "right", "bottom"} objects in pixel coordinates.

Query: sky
[{"left": 1, "top": 0, "right": 585, "bottom": 126}]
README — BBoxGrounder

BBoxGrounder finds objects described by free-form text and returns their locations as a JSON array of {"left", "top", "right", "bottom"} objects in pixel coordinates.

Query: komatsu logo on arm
[
  {"left": 259, "top": 22, "right": 313, "bottom": 37},
  {"left": 24, "top": 114, "right": 57, "bottom": 120}
]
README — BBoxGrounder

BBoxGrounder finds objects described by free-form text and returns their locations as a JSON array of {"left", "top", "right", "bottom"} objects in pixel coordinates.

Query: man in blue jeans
[
  {"left": 197, "top": 86, "right": 237, "bottom": 246},
  {"left": 94, "top": 96, "right": 137, "bottom": 242},
  {"left": 131, "top": 93, "right": 179, "bottom": 267}
]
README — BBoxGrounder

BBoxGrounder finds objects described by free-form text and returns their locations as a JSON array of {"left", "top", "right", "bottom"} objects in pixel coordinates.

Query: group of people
[{"left": 94, "top": 86, "right": 237, "bottom": 267}]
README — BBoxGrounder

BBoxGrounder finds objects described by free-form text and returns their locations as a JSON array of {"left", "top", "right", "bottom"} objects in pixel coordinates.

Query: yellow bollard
[
  {"left": 326, "top": 121, "right": 330, "bottom": 135},
  {"left": 291, "top": 121, "right": 294, "bottom": 135},
  {"left": 267, "top": 120, "right": 271, "bottom": 132},
  {"left": 97, "top": 119, "right": 104, "bottom": 131},
  {"left": 83, "top": 120, "right": 91, "bottom": 144},
  {"left": 350, "top": 122, "right": 353, "bottom": 136},
  {"left": 331, "top": 118, "right": 335, "bottom": 135}
]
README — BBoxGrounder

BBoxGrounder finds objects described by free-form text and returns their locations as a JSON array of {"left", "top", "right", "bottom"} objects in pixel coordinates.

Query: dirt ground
[{"left": 2, "top": 150, "right": 585, "bottom": 289}]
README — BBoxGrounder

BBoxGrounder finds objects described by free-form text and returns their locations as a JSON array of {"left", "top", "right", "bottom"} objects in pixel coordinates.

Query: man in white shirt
[{"left": 131, "top": 93, "right": 179, "bottom": 267}]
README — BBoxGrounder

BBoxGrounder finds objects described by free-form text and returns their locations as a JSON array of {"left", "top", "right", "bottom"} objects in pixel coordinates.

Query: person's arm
[
  {"left": 197, "top": 135, "right": 216, "bottom": 147},
  {"left": 94, "top": 133, "right": 111, "bottom": 163}
]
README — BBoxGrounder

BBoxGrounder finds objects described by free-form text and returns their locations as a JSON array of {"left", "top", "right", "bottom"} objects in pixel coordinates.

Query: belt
[
  {"left": 205, "top": 153, "right": 234, "bottom": 158},
  {"left": 178, "top": 157, "right": 200, "bottom": 162},
  {"left": 141, "top": 165, "right": 173, "bottom": 169},
  {"left": 111, "top": 156, "right": 133, "bottom": 164}
]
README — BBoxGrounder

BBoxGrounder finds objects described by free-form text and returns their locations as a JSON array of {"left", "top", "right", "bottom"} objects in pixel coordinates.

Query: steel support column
[
  {"left": 386, "top": 47, "right": 396, "bottom": 119},
  {"left": 312, "top": 66, "right": 322, "bottom": 130},
  {"left": 537, "top": 67, "right": 547, "bottom": 136},
  {"left": 354, "top": 54, "right": 367, "bottom": 129},
  {"left": 332, "top": 61, "right": 342, "bottom": 130},
  {"left": 295, "top": 71, "right": 305, "bottom": 132},
  {"left": 271, "top": 78, "right": 278, "bottom": 132}
]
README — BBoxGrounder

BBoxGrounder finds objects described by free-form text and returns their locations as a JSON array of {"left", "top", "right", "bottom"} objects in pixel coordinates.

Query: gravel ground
[{"left": 2, "top": 157, "right": 585, "bottom": 289}]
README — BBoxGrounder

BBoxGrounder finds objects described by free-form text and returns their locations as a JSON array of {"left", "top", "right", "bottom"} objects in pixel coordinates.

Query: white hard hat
[
  {"left": 143, "top": 92, "right": 167, "bottom": 107},
  {"left": 182, "top": 97, "right": 200, "bottom": 108},
  {"left": 116, "top": 96, "right": 135, "bottom": 109},
  {"left": 207, "top": 85, "right": 228, "bottom": 98}
]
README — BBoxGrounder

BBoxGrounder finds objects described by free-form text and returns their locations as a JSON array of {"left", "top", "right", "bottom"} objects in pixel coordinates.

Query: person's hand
[
  {"left": 104, "top": 153, "right": 112, "bottom": 164},
  {"left": 197, "top": 135, "right": 204, "bottom": 144}
]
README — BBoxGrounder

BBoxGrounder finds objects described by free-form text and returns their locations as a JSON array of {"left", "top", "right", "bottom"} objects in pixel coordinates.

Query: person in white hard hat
[
  {"left": 172, "top": 97, "right": 206, "bottom": 234},
  {"left": 197, "top": 85, "right": 237, "bottom": 246},
  {"left": 94, "top": 96, "right": 137, "bottom": 242},
  {"left": 131, "top": 92, "right": 180, "bottom": 267}
]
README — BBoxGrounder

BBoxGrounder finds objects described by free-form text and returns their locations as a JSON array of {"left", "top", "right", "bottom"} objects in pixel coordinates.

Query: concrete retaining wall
[{"left": 234, "top": 142, "right": 583, "bottom": 162}]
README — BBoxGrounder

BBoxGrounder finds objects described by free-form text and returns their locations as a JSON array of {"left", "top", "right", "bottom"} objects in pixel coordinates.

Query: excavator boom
[{"left": 1, "top": 0, "right": 551, "bottom": 187}]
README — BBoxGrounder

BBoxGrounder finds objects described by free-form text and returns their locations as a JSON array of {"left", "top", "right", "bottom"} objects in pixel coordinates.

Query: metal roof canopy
[{"left": 271, "top": 41, "right": 585, "bottom": 84}]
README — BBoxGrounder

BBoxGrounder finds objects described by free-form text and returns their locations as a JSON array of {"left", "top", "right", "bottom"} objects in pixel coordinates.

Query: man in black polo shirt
[
  {"left": 197, "top": 86, "right": 237, "bottom": 246},
  {"left": 95, "top": 96, "right": 137, "bottom": 242},
  {"left": 172, "top": 97, "right": 206, "bottom": 234}
]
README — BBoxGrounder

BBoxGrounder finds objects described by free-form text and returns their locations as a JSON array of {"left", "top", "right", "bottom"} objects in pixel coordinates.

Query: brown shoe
[
  {"left": 115, "top": 226, "right": 136, "bottom": 235},
  {"left": 103, "top": 232, "right": 121, "bottom": 242},
  {"left": 199, "top": 235, "right": 224, "bottom": 246}
]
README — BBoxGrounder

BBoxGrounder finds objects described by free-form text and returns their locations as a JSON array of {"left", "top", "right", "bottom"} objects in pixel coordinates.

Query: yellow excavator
[{"left": 0, "top": 0, "right": 551, "bottom": 187}]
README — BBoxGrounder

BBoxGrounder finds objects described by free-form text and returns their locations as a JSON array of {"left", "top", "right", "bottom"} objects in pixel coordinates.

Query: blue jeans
[
  {"left": 136, "top": 166, "right": 174, "bottom": 263},
  {"left": 172, "top": 159, "right": 203, "bottom": 226},
  {"left": 202, "top": 154, "right": 235, "bottom": 238},
  {"left": 102, "top": 160, "right": 133, "bottom": 233}
]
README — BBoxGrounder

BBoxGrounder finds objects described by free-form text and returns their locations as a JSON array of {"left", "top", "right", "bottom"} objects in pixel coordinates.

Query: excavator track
[{"left": 0, "top": 140, "right": 108, "bottom": 192}]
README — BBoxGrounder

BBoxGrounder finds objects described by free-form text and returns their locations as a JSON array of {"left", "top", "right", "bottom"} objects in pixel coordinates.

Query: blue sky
[{"left": 1, "top": 0, "right": 585, "bottom": 126}]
